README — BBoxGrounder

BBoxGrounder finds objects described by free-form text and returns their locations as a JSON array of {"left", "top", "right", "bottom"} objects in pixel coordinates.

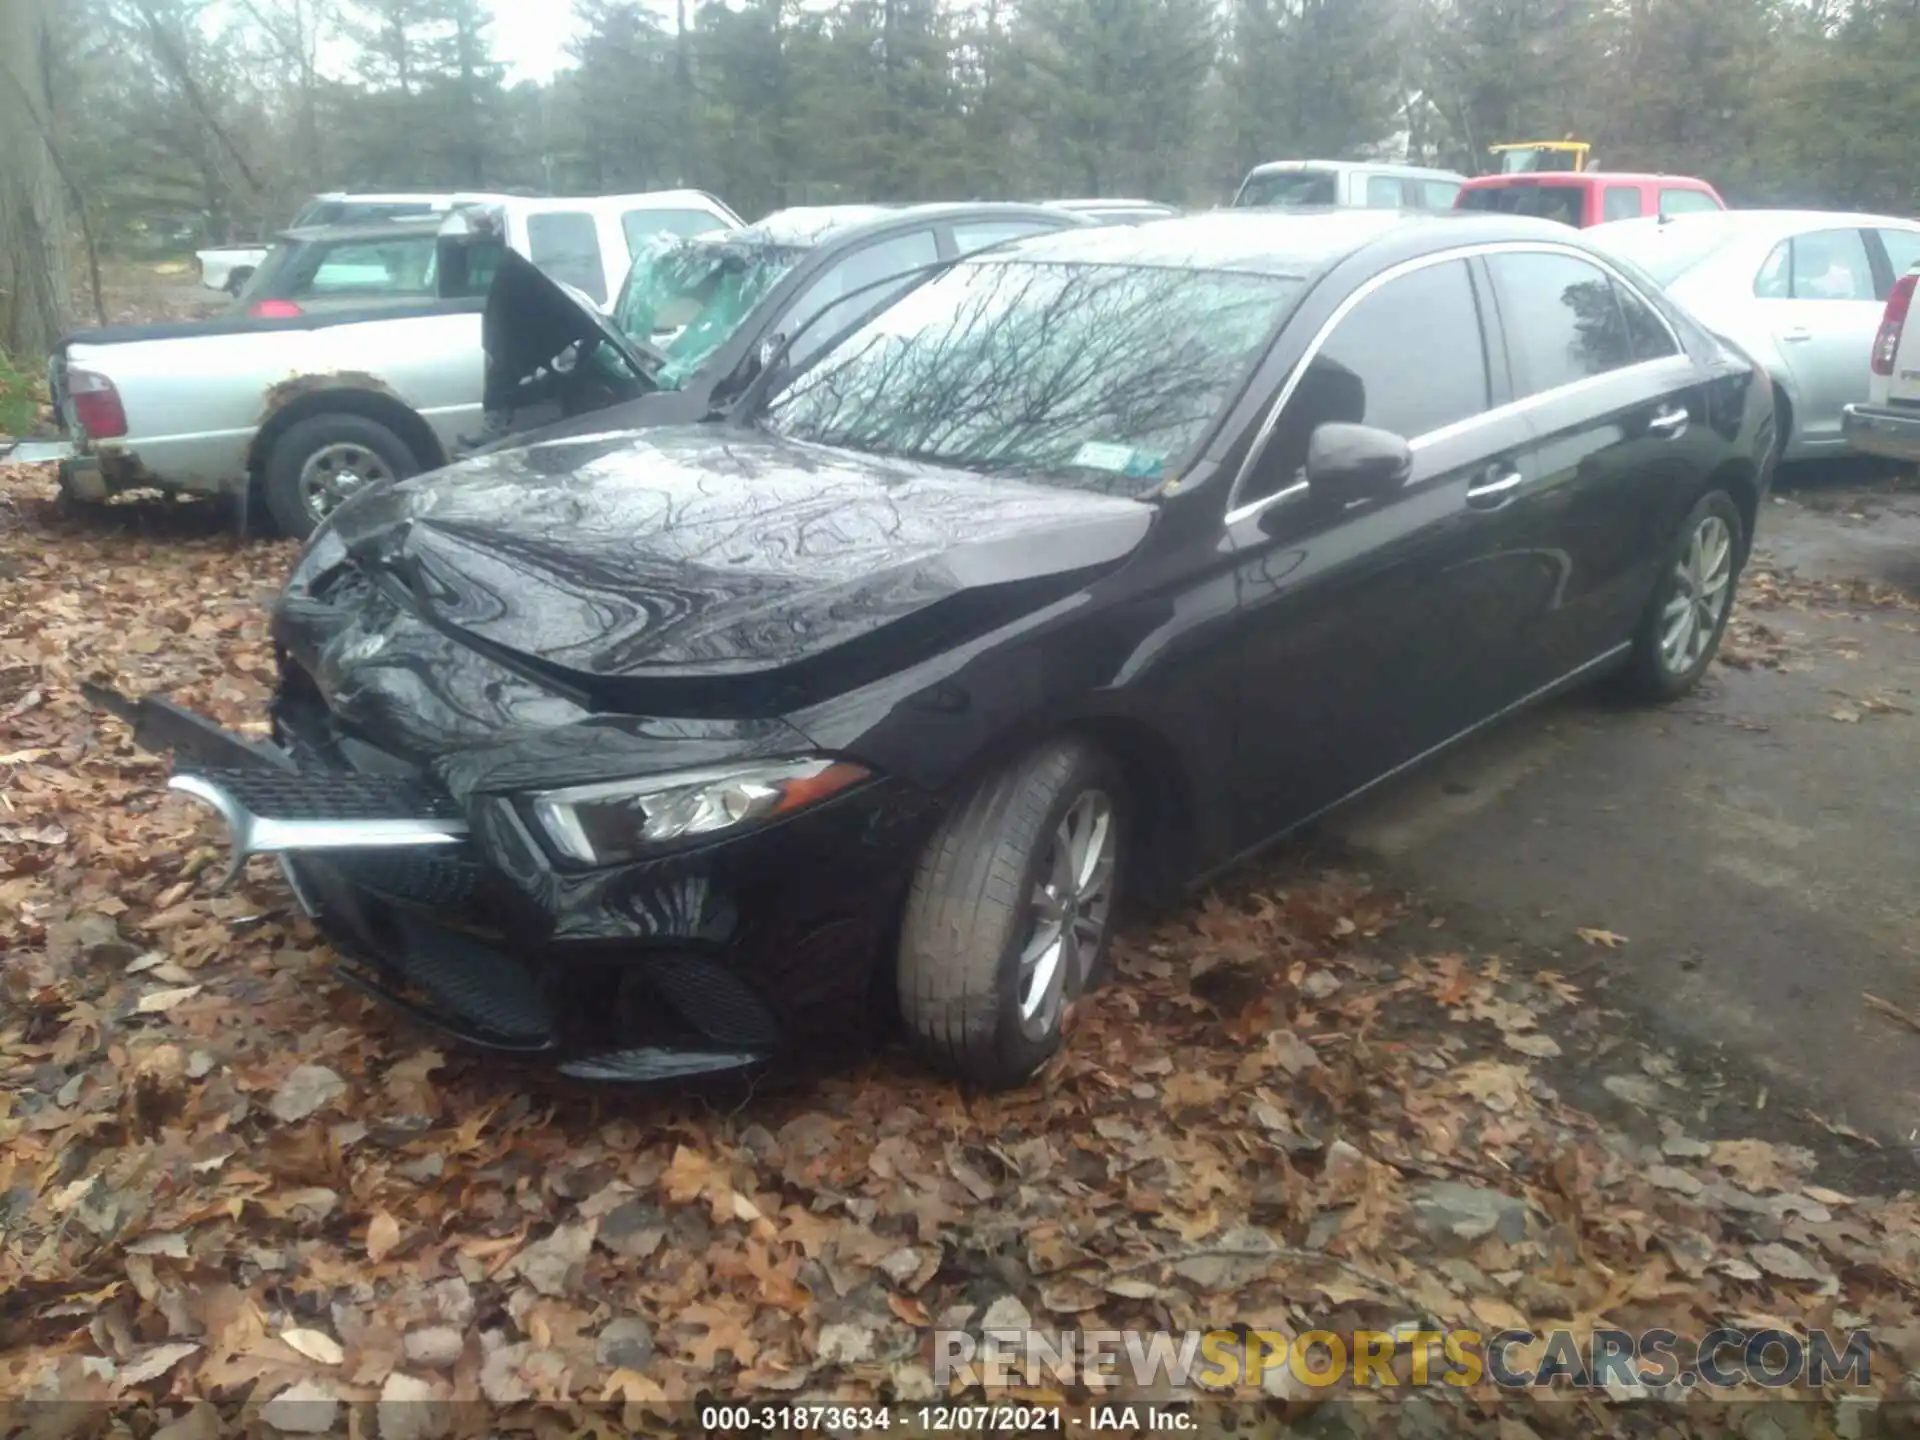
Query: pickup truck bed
[{"left": 34, "top": 295, "right": 488, "bottom": 532}]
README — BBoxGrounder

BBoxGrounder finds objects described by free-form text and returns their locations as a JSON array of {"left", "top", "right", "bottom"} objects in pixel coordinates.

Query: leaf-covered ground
[{"left": 2, "top": 465, "right": 1917, "bottom": 1437}]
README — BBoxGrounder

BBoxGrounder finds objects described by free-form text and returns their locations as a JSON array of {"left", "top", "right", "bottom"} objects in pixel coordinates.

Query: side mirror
[{"left": 1304, "top": 422, "right": 1412, "bottom": 505}]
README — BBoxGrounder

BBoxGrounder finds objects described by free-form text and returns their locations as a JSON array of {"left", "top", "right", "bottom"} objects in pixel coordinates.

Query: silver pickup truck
[{"left": 12, "top": 190, "right": 739, "bottom": 538}]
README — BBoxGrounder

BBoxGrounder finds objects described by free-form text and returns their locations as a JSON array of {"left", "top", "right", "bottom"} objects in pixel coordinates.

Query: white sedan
[{"left": 1590, "top": 209, "right": 1920, "bottom": 462}]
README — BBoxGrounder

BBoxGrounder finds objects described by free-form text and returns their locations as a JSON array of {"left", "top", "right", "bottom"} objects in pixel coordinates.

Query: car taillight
[
  {"left": 249, "top": 299, "right": 304, "bottom": 318},
  {"left": 1872, "top": 274, "right": 1915, "bottom": 376},
  {"left": 65, "top": 368, "right": 127, "bottom": 439}
]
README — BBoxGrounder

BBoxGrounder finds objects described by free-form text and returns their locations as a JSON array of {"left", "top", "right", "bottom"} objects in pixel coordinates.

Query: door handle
[
  {"left": 1647, "top": 403, "right": 1689, "bottom": 438},
  {"left": 1780, "top": 326, "right": 1813, "bottom": 342},
  {"left": 1466, "top": 467, "right": 1525, "bottom": 509}
]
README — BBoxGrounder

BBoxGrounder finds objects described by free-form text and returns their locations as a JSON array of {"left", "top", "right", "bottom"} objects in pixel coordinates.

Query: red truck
[{"left": 1454, "top": 170, "right": 1725, "bottom": 228}]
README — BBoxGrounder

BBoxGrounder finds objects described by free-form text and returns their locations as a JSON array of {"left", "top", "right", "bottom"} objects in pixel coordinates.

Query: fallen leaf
[
  {"left": 1575, "top": 927, "right": 1628, "bottom": 948},
  {"left": 269, "top": 1065, "right": 346, "bottom": 1124},
  {"left": 135, "top": 985, "right": 202, "bottom": 1014},
  {"left": 366, "top": 1210, "right": 402, "bottom": 1262},
  {"left": 280, "top": 1328, "right": 345, "bottom": 1365},
  {"left": 1503, "top": 1031, "right": 1561, "bottom": 1058}
]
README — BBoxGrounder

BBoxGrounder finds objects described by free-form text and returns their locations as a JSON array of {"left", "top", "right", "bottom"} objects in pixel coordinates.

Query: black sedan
[{"left": 99, "top": 209, "right": 1774, "bottom": 1090}]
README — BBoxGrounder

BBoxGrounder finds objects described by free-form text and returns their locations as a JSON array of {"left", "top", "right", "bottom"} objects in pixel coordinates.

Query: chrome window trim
[{"left": 1224, "top": 239, "right": 1688, "bottom": 527}]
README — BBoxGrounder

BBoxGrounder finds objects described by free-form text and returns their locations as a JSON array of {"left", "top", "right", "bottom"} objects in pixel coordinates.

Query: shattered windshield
[
  {"left": 763, "top": 258, "right": 1302, "bottom": 497},
  {"left": 612, "top": 234, "right": 808, "bottom": 390}
]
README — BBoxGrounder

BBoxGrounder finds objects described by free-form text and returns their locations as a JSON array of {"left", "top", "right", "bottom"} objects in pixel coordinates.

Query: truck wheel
[
  {"left": 225, "top": 267, "right": 254, "bottom": 297},
  {"left": 897, "top": 737, "right": 1127, "bottom": 1090},
  {"left": 262, "top": 413, "right": 420, "bottom": 540}
]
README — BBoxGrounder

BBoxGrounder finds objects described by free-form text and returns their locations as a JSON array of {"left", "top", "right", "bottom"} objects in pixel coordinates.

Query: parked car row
[
  {"left": 79, "top": 204, "right": 1778, "bottom": 1092},
  {"left": 12, "top": 197, "right": 1105, "bottom": 539}
]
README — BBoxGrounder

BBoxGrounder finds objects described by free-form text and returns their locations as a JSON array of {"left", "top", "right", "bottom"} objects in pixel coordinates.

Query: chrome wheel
[
  {"left": 1659, "top": 512, "right": 1733, "bottom": 675},
  {"left": 1016, "top": 788, "right": 1116, "bottom": 1040},
  {"left": 297, "top": 441, "right": 394, "bottom": 523}
]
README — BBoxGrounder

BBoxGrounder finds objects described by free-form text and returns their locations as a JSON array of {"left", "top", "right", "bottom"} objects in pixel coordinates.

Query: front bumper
[
  {"left": 1842, "top": 403, "right": 1920, "bottom": 463},
  {"left": 91, "top": 685, "right": 926, "bottom": 1082}
]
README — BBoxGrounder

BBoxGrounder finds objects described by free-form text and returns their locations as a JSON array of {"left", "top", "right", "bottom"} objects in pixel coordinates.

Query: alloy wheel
[
  {"left": 1015, "top": 788, "right": 1117, "bottom": 1041},
  {"left": 298, "top": 442, "right": 395, "bottom": 524},
  {"left": 1659, "top": 512, "right": 1734, "bottom": 676}
]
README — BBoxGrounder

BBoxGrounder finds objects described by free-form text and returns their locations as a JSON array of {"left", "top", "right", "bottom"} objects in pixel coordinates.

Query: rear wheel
[
  {"left": 897, "top": 738, "right": 1126, "bottom": 1089},
  {"left": 1622, "top": 488, "right": 1744, "bottom": 701},
  {"left": 261, "top": 412, "right": 421, "bottom": 540},
  {"left": 225, "top": 267, "right": 254, "bottom": 297}
]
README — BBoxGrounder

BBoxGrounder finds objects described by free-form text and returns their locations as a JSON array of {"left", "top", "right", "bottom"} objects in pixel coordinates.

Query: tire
[
  {"left": 1621, "top": 488, "right": 1745, "bottom": 702},
  {"left": 1770, "top": 383, "right": 1793, "bottom": 473},
  {"left": 261, "top": 412, "right": 421, "bottom": 540},
  {"left": 225, "top": 267, "right": 254, "bottom": 297},
  {"left": 897, "top": 737, "right": 1127, "bottom": 1089}
]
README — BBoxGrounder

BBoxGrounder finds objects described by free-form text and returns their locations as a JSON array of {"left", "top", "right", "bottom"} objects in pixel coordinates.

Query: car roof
[
  {"left": 276, "top": 215, "right": 450, "bottom": 244},
  {"left": 726, "top": 202, "right": 1090, "bottom": 249},
  {"left": 1243, "top": 159, "right": 1466, "bottom": 181},
  {"left": 1595, "top": 208, "right": 1912, "bottom": 238},
  {"left": 964, "top": 207, "right": 1571, "bottom": 277},
  {"left": 1460, "top": 172, "right": 1715, "bottom": 188}
]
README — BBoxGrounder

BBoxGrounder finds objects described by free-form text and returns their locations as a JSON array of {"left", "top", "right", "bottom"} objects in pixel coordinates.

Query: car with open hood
[
  {"left": 94, "top": 210, "right": 1776, "bottom": 1091},
  {"left": 467, "top": 201, "right": 1097, "bottom": 451}
]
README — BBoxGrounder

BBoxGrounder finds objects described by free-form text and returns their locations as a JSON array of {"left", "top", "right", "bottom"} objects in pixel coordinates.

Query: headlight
[{"left": 528, "top": 757, "right": 872, "bottom": 865}]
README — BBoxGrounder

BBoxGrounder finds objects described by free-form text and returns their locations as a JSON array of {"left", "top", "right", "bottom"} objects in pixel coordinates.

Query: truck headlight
[{"left": 528, "top": 757, "right": 871, "bottom": 865}]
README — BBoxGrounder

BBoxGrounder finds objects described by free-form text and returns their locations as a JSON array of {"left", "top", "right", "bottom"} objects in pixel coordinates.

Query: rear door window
[
  {"left": 1756, "top": 229, "right": 1877, "bottom": 301},
  {"left": 1365, "top": 174, "right": 1404, "bottom": 208},
  {"left": 1603, "top": 185, "right": 1644, "bottom": 222},
  {"left": 526, "top": 210, "right": 608, "bottom": 302},
  {"left": 1420, "top": 179, "right": 1461, "bottom": 209},
  {"left": 1488, "top": 250, "right": 1637, "bottom": 394}
]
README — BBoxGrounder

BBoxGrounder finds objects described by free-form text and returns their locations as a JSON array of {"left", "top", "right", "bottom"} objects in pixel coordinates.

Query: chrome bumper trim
[{"left": 168, "top": 774, "right": 468, "bottom": 891}]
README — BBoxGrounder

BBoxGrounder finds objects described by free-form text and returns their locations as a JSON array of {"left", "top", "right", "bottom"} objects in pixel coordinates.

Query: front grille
[
  {"left": 636, "top": 955, "right": 782, "bottom": 1048},
  {"left": 321, "top": 849, "right": 486, "bottom": 909},
  {"left": 185, "top": 765, "right": 461, "bottom": 822}
]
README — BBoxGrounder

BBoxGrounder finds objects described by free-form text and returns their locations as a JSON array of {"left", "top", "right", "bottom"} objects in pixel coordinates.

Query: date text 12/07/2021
[{"left": 698, "top": 1406, "right": 1193, "bottom": 1432}]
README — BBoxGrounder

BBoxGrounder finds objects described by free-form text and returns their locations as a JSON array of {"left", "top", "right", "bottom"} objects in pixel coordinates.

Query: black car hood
[
  {"left": 304, "top": 424, "right": 1153, "bottom": 710},
  {"left": 481, "top": 248, "right": 660, "bottom": 411}
]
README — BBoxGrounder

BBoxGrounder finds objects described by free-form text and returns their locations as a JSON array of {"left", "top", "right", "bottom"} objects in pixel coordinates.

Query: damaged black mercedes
[{"left": 95, "top": 210, "right": 1776, "bottom": 1089}]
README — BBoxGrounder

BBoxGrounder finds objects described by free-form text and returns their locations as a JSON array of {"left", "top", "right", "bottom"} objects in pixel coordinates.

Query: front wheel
[
  {"left": 897, "top": 738, "right": 1126, "bottom": 1089},
  {"left": 1622, "top": 488, "right": 1745, "bottom": 701}
]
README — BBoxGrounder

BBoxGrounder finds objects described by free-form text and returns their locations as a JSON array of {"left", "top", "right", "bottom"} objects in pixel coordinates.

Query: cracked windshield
[
  {"left": 613, "top": 233, "right": 806, "bottom": 389},
  {"left": 3, "top": 0, "right": 1919, "bottom": 1430}
]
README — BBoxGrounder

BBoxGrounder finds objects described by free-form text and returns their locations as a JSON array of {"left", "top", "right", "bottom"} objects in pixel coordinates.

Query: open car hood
[
  {"left": 480, "top": 248, "right": 660, "bottom": 414},
  {"left": 279, "top": 425, "right": 1155, "bottom": 718}
]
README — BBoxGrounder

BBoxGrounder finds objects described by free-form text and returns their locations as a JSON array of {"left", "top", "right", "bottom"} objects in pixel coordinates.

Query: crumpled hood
[{"left": 302, "top": 424, "right": 1154, "bottom": 691}]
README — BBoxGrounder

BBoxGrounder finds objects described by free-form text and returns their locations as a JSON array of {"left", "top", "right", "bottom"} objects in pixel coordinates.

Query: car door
[
  {"left": 1752, "top": 226, "right": 1884, "bottom": 446},
  {"left": 1224, "top": 253, "right": 1541, "bottom": 843},
  {"left": 1480, "top": 247, "right": 1711, "bottom": 684}
]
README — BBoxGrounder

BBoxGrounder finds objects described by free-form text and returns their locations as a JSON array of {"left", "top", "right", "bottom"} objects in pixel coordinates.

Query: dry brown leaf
[{"left": 1574, "top": 927, "right": 1628, "bottom": 948}]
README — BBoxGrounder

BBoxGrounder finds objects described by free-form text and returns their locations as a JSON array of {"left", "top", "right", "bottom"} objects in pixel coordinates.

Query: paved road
[{"left": 1325, "top": 466, "right": 1920, "bottom": 1147}]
